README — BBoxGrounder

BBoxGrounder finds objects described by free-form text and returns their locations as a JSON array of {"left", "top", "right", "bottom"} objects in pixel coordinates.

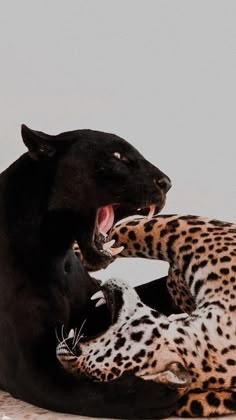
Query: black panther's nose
[{"left": 154, "top": 176, "right": 172, "bottom": 193}]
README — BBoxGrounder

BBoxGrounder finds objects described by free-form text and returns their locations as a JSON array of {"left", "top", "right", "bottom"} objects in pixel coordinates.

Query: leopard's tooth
[
  {"left": 68, "top": 329, "right": 75, "bottom": 339},
  {"left": 103, "top": 240, "right": 115, "bottom": 251},
  {"left": 91, "top": 290, "right": 106, "bottom": 307},
  {"left": 95, "top": 298, "right": 106, "bottom": 308},
  {"left": 91, "top": 290, "right": 105, "bottom": 301},
  {"left": 109, "top": 246, "right": 124, "bottom": 256},
  {"left": 147, "top": 205, "right": 155, "bottom": 219}
]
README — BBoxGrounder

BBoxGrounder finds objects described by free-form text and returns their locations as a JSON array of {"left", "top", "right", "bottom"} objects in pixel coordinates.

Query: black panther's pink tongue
[
  {"left": 97, "top": 206, "right": 124, "bottom": 257},
  {"left": 97, "top": 205, "right": 115, "bottom": 235},
  {"left": 96, "top": 204, "right": 156, "bottom": 258}
]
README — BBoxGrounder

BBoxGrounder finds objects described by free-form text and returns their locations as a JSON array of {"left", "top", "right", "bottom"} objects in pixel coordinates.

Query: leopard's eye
[{"left": 113, "top": 152, "right": 129, "bottom": 162}]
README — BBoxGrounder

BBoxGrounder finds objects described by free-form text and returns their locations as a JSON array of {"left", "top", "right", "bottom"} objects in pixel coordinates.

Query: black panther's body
[{"left": 0, "top": 125, "right": 178, "bottom": 418}]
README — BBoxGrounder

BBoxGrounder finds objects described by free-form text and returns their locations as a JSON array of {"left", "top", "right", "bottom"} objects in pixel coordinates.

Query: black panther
[{"left": 0, "top": 125, "right": 178, "bottom": 418}]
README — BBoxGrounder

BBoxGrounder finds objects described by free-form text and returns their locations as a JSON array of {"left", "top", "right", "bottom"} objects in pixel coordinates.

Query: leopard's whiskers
[
  {"left": 72, "top": 327, "right": 78, "bottom": 347},
  {"left": 72, "top": 319, "right": 87, "bottom": 350},
  {"left": 55, "top": 324, "right": 73, "bottom": 354}
]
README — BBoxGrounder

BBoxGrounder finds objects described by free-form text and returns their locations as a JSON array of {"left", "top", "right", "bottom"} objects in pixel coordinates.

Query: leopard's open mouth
[
  {"left": 73, "top": 282, "right": 122, "bottom": 345},
  {"left": 91, "top": 283, "right": 123, "bottom": 324}
]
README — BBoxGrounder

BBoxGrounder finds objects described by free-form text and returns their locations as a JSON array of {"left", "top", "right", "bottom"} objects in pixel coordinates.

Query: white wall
[{"left": 0, "top": 0, "right": 235, "bottom": 285}]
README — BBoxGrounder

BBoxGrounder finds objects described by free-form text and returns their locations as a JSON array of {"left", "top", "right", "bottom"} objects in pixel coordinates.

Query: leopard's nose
[{"left": 154, "top": 176, "right": 172, "bottom": 193}]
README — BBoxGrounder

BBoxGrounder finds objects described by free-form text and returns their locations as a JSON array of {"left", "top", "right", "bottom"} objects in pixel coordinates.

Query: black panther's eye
[{"left": 113, "top": 152, "right": 129, "bottom": 162}]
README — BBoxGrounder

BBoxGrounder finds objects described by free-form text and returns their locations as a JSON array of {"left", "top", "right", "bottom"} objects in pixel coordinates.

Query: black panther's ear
[
  {"left": 154, "top": 362, "right": 190, "bottom": 388},
  {"left": 21, "top": 124, "right": 57, "bottom": 160}
]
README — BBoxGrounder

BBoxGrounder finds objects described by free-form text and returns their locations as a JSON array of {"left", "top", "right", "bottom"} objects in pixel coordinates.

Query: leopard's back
[{"left": 111, "top": 214, "right": 236, "bottom": 311}]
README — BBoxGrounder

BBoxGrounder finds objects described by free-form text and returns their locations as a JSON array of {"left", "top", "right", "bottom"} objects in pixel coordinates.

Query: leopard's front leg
[{"left": 167, "top": 267, "right": 196, "bottom": 314}]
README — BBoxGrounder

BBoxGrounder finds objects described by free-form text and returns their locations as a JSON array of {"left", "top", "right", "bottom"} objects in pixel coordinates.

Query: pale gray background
[{"left": 0, "top": 0, "right": 235, "bottom": 285}]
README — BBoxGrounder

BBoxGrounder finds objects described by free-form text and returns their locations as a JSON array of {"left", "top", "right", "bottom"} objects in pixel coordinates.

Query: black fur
[{"left": 0, "top": 126, "right": 178, "bottom": 418}]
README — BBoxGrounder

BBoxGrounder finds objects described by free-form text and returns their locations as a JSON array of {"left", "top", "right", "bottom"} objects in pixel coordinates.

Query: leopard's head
[{"left": 57, "top": 278, "right": 190, "bottom": 389}]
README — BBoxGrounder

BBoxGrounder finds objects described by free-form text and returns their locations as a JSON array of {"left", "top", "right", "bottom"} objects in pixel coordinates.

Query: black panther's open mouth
[
  {"left": 73, "top": 200, "right": 165, "bottom": 268},
  {"left": 94, "top": 201, "right": 165, "bottom": 255}
]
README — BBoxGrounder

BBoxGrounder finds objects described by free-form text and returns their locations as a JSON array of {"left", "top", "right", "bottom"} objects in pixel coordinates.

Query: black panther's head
[{"left": 21, "top": 124, "right": 171, "bottom": 270}]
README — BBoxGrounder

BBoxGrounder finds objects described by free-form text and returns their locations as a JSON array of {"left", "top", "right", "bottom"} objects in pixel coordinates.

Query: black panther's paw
[{"left": 105, "top": 373, "right": 179, "bottom": 418}]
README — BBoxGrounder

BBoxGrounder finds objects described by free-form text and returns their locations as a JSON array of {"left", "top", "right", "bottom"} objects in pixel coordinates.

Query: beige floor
[{"left": 0, "top": 391, "right": 235, "bottom": 420}]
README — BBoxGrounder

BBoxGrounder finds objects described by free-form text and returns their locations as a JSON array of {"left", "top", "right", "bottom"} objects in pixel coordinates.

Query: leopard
[{"left": 57, "top": 214, "right": 236, "bottom": 417}]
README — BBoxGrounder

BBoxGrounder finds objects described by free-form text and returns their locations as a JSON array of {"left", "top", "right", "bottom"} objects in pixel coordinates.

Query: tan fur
[{"left": 57, "top": 215, "right": 236, "bottom": 417}]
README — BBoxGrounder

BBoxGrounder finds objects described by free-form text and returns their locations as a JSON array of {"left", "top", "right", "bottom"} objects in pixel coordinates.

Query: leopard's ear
[
  {"left": 21, "top": 124, "right": 57, "bottom": 160},
  {"left": 154, "top": 362, "right": 190, "bottom": 388}
]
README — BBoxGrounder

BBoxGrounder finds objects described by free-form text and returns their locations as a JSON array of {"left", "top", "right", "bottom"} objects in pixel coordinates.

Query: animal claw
[
  {"left": 109, "top": 246, "right": 124, "bottom": 256},
  {"left": 103, "top": 239, "right": 115, "bottom": 251},
  {"left": 102, "top": 238, "right": 124, "bottom": 257}
]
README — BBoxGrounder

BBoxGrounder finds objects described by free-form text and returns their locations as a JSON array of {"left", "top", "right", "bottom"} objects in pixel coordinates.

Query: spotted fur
[{"left": 57, "top": 215, "right": 236, "bottom": 417}]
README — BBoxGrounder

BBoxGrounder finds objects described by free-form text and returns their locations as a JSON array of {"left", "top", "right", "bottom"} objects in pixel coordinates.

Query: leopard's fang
[{"left": 91, "top": 290, "right": 105, "bottom": 301}]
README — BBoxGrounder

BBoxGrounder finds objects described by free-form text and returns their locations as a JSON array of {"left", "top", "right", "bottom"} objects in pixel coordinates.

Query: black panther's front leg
[
  {"left": 135, "top": 276, "right": 180, "bottom": 316},
  {"left": 11, "top": 359, "right": 178, "bottom": 419}
]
